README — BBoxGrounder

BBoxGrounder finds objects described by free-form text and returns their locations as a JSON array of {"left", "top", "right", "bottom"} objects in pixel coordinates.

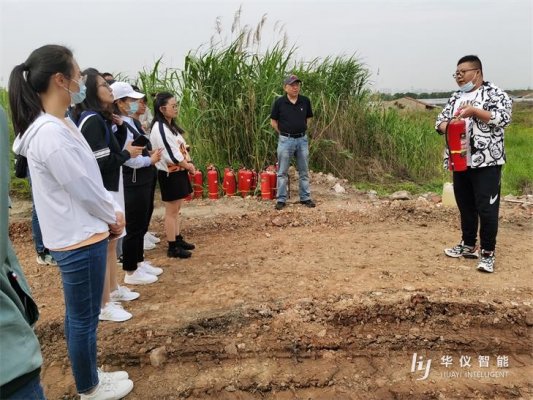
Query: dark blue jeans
[
  {"left": 5, "top": 376, "right": 46, "bottom": 399},
  {"left": 50, "top": 239, "right": 107, "bottom": 394}
]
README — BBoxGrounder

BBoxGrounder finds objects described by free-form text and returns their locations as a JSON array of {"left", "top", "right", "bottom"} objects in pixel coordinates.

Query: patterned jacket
[{"left": 435, "top": 81, "right": 512, "bottom": 169}]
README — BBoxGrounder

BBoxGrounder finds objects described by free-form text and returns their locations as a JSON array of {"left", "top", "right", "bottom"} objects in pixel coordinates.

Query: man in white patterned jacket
[{"left": 435, "top": 55, "right": 512, "bottom": 274}]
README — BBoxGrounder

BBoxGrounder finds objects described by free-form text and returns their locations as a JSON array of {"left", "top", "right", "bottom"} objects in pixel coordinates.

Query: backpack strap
[{"left": 158, "top": 121, "right": 180, "bottom": 164}]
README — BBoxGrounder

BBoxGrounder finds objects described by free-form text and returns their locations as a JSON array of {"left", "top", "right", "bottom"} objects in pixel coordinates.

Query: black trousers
[
  {"left": 123, "top": 182, "right": 152, "bottom": 271},
  {"left": 453, "top": 165, "right": 502, "bottom": 252}
]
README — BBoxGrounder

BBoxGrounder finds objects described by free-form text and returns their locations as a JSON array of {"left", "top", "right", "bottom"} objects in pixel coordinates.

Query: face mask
[
  {"left": 65, "top": 77, "right": 86, "bottom": 104},
  {"left": 128, "top": 101, "right": 139, "bottom": 115},
  {"left": 458, "top": 81, "right": 475, "bottom": 92}
]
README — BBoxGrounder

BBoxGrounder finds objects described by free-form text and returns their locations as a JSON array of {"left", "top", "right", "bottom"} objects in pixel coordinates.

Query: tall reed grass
[{"left": 136, "top": 12, "right": 444, "bottom": 184}]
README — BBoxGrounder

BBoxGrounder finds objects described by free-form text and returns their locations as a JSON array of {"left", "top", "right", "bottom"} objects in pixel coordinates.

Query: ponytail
[{"left": 8, "top": 45, "right": 73, "bottom": 135}]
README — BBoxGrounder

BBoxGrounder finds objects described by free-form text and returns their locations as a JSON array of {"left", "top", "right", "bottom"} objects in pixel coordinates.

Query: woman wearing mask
[
  {"left": 10, "top": 45, "right": 133, "bottom": 399},
  {"left": 74, "top": 69, "right": 144, "bottom": 322},
  {"left": 150, "top": 92, "right": 196, "bottom": 259},
  {"left": 111, "top": 82, "right": 163, "bottom": 284}
]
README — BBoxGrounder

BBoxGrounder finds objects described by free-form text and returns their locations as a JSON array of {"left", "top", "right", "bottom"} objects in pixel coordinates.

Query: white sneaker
[
  {"left": 110, "top": 285, "right": 140, "bottom": 302},
  {"left": 145, "top": 232, "right": 160, "bottom": 244},
  {"left": 143, "top": 237, "right": 156, "bottom": 250},
  {"left": 79, "top": 379, "right": 133, "bottom": 400},
  {"left": 124, "top": 269, "right": 158, "bottom": 285},
  {"left": 138, "top": 261, "right": 163, "bottom": 276},
  {"left": 98, "top": 368, "right": 129, "bottom": 382},
  {"left": 99, "top": 302, "right": 132, "bottom": 322}
]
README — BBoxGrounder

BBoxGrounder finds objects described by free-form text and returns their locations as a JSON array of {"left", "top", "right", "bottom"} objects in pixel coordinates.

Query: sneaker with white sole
[
  {"left": 124, "top": 269, "right": 158, "bottom": 285},
  {"left": 98, "top": 368, "right": 129, "bottom": 382},
  {"left": 36, "top": 251, "right": 57, "bottom": 266},
  {"left": 145, "top": 232, "right": 160, "bottom": 244},
  {"left": 138, "top": 261, "right": 163, "bottom": 276},
  {"left": 99, "top": 302, "right": 132, "bottom": 322},
  {"left": 477, "top": 250, "right": 495, "bottom": 273},
  {"left": 110, "top": 285, "right": 140, "bottom": 302},
  {"left": 444, "top": 241, "right": 479, "bottom": 259},
  {"left": 79, "top": 378, "right": 133, "bottom": 400},
  {"left": 143, "top": 238, "right": 156, "bottom": 251}
]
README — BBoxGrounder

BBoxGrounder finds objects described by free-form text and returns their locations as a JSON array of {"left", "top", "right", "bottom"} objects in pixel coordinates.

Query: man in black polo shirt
[{"left": 270, "top": 74, "right": 315, "bottom": 210}]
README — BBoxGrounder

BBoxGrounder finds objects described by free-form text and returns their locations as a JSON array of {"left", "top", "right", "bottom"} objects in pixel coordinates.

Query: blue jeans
[
  {"left": 50, "top": 239, "right": 108, "bottom": 394},
  {"left": 31, "top": 202, "right": 45, "bottom": 254},
  {"left": 276, "top": 134, "right": 311, "bottom": 203},
  {"left": 28, "top": 174, "right": 45, "bottom": 254},
  {"left": 5, "top": 376, "right": 46, "bottom": 399}
]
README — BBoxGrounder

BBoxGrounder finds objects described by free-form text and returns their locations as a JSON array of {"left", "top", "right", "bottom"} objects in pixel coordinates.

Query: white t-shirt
[{"left": 452, "top": 88, "right": 481, "bottom": 166}]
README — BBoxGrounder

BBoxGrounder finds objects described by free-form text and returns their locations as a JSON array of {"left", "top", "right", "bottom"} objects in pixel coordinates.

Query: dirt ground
[{"left": 8, "top": 172, "right": 533, "bottom": 400}]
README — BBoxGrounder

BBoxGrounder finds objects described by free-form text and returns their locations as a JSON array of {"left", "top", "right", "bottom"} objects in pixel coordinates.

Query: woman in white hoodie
[{"left": 10, "top": 45, "right": 133, "bottom": 400}]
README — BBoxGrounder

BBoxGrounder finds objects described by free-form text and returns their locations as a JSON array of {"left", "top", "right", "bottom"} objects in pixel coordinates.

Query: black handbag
[{"left": 14, "top": 154, "right": 28, "bottom": 179}]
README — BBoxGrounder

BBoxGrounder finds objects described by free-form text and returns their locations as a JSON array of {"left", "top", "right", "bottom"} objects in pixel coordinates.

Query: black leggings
[
  {"left": 122, "top": 182, "right": 152, "bottom": 271},
  {"left": 453, "top": 165, "right": 502, "bottom": 252}
]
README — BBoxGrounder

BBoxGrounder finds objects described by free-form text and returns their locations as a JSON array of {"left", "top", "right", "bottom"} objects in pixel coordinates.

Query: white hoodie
[{"left": 13, "top": 113, "right": 121, "bottom": 250}]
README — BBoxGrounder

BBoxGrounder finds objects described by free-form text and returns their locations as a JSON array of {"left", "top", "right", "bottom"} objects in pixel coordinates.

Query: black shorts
[{"left": 158, "top": 169, "right": 192, "bottom": 202}]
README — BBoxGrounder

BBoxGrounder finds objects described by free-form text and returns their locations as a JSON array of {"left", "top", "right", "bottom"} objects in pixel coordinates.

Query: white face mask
[{"left": 458, "top": 81, "right": 475, "bottom": 92}]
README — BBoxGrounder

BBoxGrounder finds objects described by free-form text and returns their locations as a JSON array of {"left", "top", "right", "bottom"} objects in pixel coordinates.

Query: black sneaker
[
  {"left": 176, "top": 235, "right": 195, "bottom": 250},
  {"left": 300, "top": 199, "right": 316, "bottom": 208},
  {"left": 275, "top": 202, "right": 286, "bottom": 210},
  {"left": 167, "top": 247, "right": 192, "bottom": 259}
]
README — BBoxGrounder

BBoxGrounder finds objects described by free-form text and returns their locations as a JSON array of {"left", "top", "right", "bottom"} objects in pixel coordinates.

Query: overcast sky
[{"left": 0, "top": 0, "right": 531, "bottom": 92}]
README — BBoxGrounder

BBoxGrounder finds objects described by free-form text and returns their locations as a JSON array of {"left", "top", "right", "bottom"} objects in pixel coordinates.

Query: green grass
[{"left": 502, "top": 103, "right": 533, "bottom": 195}]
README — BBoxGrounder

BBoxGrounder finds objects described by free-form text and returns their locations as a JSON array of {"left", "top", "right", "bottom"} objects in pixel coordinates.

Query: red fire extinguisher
[
  {"left": 223, "top": 168, "right": 236, "bottom": 197},
  {"left": 191, "top": 170, "right": 203, "bottom": 199},
  {"left": 207, "top": 165, "right": 219, "bottom": 200},
  {"left": 260, "top": 171, "right": 271, "bottom": 200},
  {"left": 266, "top": 165, "right": 277, "bottom": 200},
  {"left": 238, "top": 168, "right": 253, "bottom": 197},
  {"left": 446, "top": 118, "right": 468, "bottom": 172},
  {"left": 251, "top": 170, "right": 258, "bottom": 193}
]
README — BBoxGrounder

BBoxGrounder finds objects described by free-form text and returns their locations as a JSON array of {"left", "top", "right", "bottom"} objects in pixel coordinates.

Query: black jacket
[{"left": 79, "top": 113, "right": 131, "bottom": 191}]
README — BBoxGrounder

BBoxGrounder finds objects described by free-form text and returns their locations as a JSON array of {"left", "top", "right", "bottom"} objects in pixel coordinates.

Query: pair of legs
[
  {"left": 101, "top": 238, "right": 120, "bottom": 305},
  {"left": 164, "top": 199, "right": 184, "bottom": 241},
  {"left": 50, "top": 239, "right": 107, "bottom": 394},
  {"left": 276, "top": 134, "right": 311, "bottom": 203},
  {"left": 453, "top": 165, "right": 502, "bottom": 251},
  {"left": 123, "top": 182, "right": 152, "bottom": 274}
]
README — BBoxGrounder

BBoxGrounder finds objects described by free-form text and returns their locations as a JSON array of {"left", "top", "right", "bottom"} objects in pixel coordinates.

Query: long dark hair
[
  {"left": 151, "top": 92, "right": 184, "bottom": 134},
  {"left": 8, "top": 44, "right": 74, "bottom": 135},
  {"left": 73, "top": 68, "right": 113, "bottom": 123}
]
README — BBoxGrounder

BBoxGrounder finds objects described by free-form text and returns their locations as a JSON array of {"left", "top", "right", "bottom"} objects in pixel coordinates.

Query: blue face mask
[
  {"left": 66, "top": 77, "right": 87, "bottom": 104},
  {"left": 128, "top": 101, "right": 139, "bottom": 115},
  {"left": 458, "top": 81, "right": 475, "bottom": 93}
]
